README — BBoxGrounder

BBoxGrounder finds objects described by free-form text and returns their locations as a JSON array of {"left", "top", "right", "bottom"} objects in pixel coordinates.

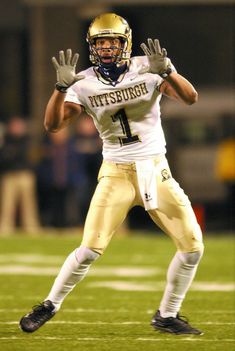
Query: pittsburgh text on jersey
[{"left": 88, "top": 82, "right": 149, "bottom": 108}]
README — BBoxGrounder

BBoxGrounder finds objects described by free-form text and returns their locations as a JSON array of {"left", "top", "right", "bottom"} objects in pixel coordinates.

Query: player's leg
[
  {"left": 45, "top": 175, "right": 135, "bottom": 310},
  {"left": 19, "top": 245, "right": 100, "bottom": 333},
  {"left": 20, "top": 166, "right": 135, "bottom": 332},
  {"left": 148, "top": 160, "right": 204, "bottom": 334}
]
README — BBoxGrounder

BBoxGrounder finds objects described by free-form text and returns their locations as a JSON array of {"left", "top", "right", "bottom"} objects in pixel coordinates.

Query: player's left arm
[
  {"left": 140, "top": 38, "right": 198, "bottom": 105},
  {"left": 159, "top": 72, "right": 198, "bottom": 105}
]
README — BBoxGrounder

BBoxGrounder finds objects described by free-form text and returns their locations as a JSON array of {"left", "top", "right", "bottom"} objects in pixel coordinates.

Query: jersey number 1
[{"left": 112, "top": 108, "right": 140, "bottom": 146}]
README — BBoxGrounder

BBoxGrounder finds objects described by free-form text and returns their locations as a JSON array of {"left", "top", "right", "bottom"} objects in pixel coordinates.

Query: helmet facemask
[{"left": 90, "top": 37, "right": 128, "bottom": 68}]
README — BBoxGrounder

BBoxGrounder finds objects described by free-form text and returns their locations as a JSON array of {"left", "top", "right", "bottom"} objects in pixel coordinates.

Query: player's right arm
[
  {"left": 44, "top": 49, "right": 85, "bottom": 132},
  {"left": 44, "top": 90, "right": 82, "bottom": 132}
]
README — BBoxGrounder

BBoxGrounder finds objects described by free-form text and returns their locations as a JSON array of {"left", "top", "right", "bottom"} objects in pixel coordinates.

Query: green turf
[{"left": 0, "top": 231, "right": 234, "bottom": 351}]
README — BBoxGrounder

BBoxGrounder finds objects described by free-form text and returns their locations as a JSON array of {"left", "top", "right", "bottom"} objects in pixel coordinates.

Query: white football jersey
[{"left": 65, "top": 56, "right": 166, "bottom": 162}]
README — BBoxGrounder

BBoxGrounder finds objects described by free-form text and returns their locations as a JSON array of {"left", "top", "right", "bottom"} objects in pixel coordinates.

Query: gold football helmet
[{"left": 86, "top": 13, "right": 132, "bottom": 65}]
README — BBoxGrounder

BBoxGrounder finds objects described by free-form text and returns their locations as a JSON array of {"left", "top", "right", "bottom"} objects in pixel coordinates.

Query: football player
[{"left": 20, "top": 13, "right": 204, "bottom": 335}]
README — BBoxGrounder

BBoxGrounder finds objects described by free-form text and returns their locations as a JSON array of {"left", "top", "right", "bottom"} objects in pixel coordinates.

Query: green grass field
[{"left": 0, "top": 231, "right": 234, "bottom": 351}]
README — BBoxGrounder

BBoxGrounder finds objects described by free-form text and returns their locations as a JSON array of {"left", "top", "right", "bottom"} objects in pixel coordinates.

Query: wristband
[
  {"left": 55, "top": 83, "right": 68, "bottom": 93},
  {"left": 159, "top": 67, "right": 173, "bottom": 79}
]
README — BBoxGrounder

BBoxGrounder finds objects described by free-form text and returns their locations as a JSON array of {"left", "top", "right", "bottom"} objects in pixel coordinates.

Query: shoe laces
[
  {"left": 30, "top": 302, "right": 52, "bottom": 322},
  {"left": 176, "top": 313, "right": 189, "bottom": 325}
]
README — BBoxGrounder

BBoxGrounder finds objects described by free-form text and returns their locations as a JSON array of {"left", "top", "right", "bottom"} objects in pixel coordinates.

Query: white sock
[
  {"left": 45, "top": 246, "right": 99, "bottom": 311},
  {"left": 159, "top": 249, "right": 203, "bottom": 318}
]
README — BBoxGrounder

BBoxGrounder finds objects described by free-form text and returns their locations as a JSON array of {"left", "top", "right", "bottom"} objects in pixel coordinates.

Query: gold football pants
[{"left": 81, "top": 156, "right": 203, "bottom": 254}]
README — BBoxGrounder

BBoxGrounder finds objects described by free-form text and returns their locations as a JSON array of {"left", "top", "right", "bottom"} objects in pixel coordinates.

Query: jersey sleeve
[
  {"left": 134, "top": 55, "right": 177, "bottom": 91},
  {"left": 64, "top": 84, "right": 83, "bottom": 105},
  {"left": 135, "top": 56, "right": 163, "bottom": 91}
]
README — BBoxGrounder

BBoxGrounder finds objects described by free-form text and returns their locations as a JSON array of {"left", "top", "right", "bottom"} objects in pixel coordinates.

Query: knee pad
[
  {"left": 179, "top": 247, "right": 204, "bottom": 266},
  {"left": 75, "top": 246, "right": 100, "bottom": 265}
]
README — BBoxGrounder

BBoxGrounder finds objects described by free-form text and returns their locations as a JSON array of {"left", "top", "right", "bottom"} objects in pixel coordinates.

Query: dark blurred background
[{"left": 0, "top": 0, "right": 234, "bottom": 233}]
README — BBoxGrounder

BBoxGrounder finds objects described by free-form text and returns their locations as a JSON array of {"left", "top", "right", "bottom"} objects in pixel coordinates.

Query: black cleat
[
  {"left": 19, "top": 300, "right": 56, "bottom": 333},
  {"left": 151, "top": 310, "right": 203, "bottom": 335}
]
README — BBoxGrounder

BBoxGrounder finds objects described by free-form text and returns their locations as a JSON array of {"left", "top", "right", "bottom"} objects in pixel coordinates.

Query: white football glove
[
  {"left": 140, "top": 38, "right": 173, "bottom": 77},
  {"left": 52, "top": 49, "right": 84, "bottom": 92}
]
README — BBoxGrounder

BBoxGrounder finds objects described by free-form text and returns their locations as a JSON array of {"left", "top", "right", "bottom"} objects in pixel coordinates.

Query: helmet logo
[{"left": 98, "top": 29, "right": 114, "bottom": 34}]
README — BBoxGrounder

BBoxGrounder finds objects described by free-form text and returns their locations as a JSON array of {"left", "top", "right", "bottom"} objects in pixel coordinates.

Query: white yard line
[
  {"left": 146, "top": 309, "right": 235, "bottom": 314},
  {"left": 2, "top": 321, "right": 235, "bottom": 325},
  {"left": 0, "top": 254, "right": 64, "bottom": 264},
  {"left": 2, "top": 321, "right": 143, "bottom": 325},
  {"left": 1, "top": 308, "right": 235, "bottom": 314},
  {"left": 0, "top": 308, "right": 129, "bottom": 313},
  {"left": 1, "top": 265, "right": 234, "bottom": 292},
  {"left": 136, "top": 338, "right": 235, "bottom": 342},
  {"left": 88, "top": 280, "right": 235, "bottom": 292},
  {"left": 0, "top": 336, "right": 234, "bottom": 342},
  {"left": 0, "top": 265, "right": 162, "bottom": 277}
]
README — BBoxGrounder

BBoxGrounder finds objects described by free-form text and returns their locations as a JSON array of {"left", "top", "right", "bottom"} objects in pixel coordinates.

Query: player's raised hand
[
  {"left": 140, "top": 39, "right": 172, "bottom": 76},
  {"left": 52, "top": 49, "right": 84, "bottom": 90}
]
